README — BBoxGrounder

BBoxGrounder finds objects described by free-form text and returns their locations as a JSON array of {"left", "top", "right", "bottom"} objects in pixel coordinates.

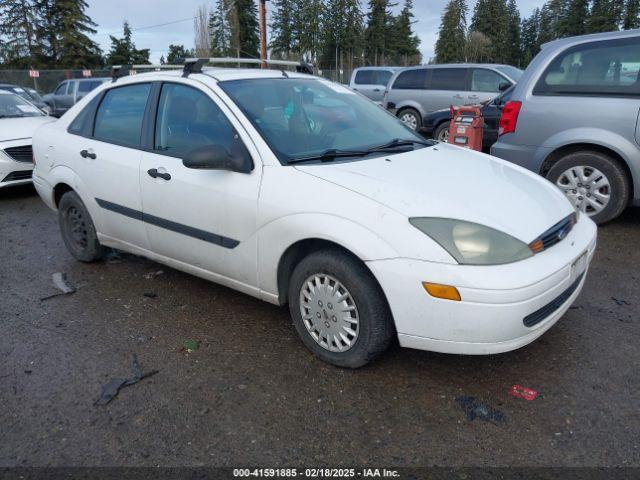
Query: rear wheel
[
  {"left": 58, "top": 191, "right": 104, "bottom": 262},
  {"left": 288, "top": 249, "right": 394, "bottom": 368},
  {"left": 546, "top": 151, "right": 630, "bottom": 224},
  {"left": 398, "top": 108, "right": 421, "bottom": 130},
  {"left": 434, "top": 121, "right": 450, "bottom": 143}
]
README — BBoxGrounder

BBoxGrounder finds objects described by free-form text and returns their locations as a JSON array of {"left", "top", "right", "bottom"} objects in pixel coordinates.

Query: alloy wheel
[
  {"left": 400, "top": 113, "right": 418, "bottom": 130},
  {"left": 299, "top": 274, "right": 360, "bottom": 353}
]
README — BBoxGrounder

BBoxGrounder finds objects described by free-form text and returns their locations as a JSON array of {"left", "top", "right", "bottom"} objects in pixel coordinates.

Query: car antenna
[{"left": 182, "top": 58, "right": 208, "bottom": 78}]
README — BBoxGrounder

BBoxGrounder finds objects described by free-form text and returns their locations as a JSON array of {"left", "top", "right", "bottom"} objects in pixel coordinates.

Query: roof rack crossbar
[{"left": 182, "top": 58, "right": 209, "bottom": 77}]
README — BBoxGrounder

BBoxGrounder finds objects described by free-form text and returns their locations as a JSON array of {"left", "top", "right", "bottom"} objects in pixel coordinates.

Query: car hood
[
  {"left": 0, "top": 116, "right": 55, "bottom": 142},
  {"left": 294, "top": 144, "right": 574, "bottom": 243}
]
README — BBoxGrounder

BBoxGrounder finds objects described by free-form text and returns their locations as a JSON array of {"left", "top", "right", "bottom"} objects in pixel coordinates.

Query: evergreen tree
[
  {"left": 234, "top": 0, "right": 259, "bottom": 58},
  {"left": 390, "top": 0, "right": 421, "bottom": 65},
  {"left": 270, "top": 0, "right": 296, "bottom": 59},
  {"left": 565, "top": 0, "right": 589, "bottom": 35},
  {"left": 54, "top": 0, "right": 101, "bottom": 67},
  {"left": 623, "top": 0, "right": 640, "bottom": 28},
  {"left": 293, "top": 0, "right": 324, "bottom": 63},
  {"left": 470, "top": 0, "right": 511, "bottom": 62},
  {"left": 588, "top": 0, "right": 623, "bottom": 32},
  {"left": 0, "top": 0, "right": 39, "bottom": 67},
  {"left": 364, "top": 0, "right": 392, "bottom": 65},
  {"left": 166, "top": 44, "right": 195, "bottom": 64},
  {"left": 520, "top": 8, "right": 540, "bottom": 65},
  {"left": 435, "top": 0, "right": 467, "bottom": 64},
  {"left": 209, "top": 0, "right": 233, "bottom": 56},
  {"left": 506, "top": 0, "right": 521, "bottom": 66},
  {"left": 105, "top": 21, "right": 150, "bottom": 65}
]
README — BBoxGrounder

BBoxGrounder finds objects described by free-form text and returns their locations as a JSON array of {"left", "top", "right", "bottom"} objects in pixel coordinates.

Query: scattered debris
[
  {"left": 24, "top": 370, "right": 32, "bottom": 375},
  {"left": 509, "top": 384, "right": 540, "bottom": 401},
  {"left": 143, "top": 292, "right": 158, "bottom": 299},
  {"left": 143, "top": 270, "right": 164, "bottom": 279},
  {"left": 455, "top": 396, "right": 506, "bottom": 424},
  {"left": 40, "top": 273, "right": 76, "bottom": 301},
  {"left": 180, "top": 339, "right": 200, "bottom": 353},
  {"left": 94, "top": 354, "right": 159, "bottom": 406},
  {"left": 105, "top": 250, "right": 124, "bottom": 264},
  {"left": 611, "top": 297, "right": 631, "bottom": 306}
]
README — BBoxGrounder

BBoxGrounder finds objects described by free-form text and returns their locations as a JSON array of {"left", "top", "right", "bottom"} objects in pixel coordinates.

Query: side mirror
[
  {"left": 498, "top": 82, "right": 511, "bottom": 92},
  {"left": 183, "top": 145, "right": 253, "bottom": 174}
]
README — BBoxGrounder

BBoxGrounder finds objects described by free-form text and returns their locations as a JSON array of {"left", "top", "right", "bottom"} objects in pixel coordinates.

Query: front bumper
[
  {"left": 367, "top": 214, "right": 597, "bottom": 355},
  {"left": 0, "top": 142, "right": 34, "bottom": 188}
]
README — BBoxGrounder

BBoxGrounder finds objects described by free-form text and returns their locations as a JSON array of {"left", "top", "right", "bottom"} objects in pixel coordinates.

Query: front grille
[
  {"left": 523, "top": 273, "right": 584, "bottom": 328},
  {"left": 3, "top": 145, "right": 33, "bottom": 163},
  {"left": 2, "top": 170, "right": 32, "bottom": 182},
  {"left": 532, "top": 213, "right": 577, "bottom": 252}
]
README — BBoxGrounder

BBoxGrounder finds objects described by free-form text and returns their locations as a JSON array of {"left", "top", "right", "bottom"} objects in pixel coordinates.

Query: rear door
[
  {"left": 72, "top": 82, "right": 152, "bottom": 249},
  {"left": 351, "top": 69, "right": 379, "bottom": 100},
  {"left": 58, "top": 80, "right": 76, "bottom": 114},
  {"left": 469, "top": 68, "right": 510, "bottom": 104},
  {"left": 428, "top": 67, "right": 469, "bottom": 111},
  {"left": 51, "top": 82, "right": 68, "bottom": 116},
  {"left": 139, "top": 80, "right": 262, "bottom": 286}
]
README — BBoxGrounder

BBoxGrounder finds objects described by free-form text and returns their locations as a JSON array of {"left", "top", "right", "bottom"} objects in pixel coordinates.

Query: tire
[
  {"left": 287, "top": 249, "right": 395, "bottom": 368},
  {"left": 434, "top": 121, "right": 450, "bottom": 143},
  {"left": 546, "top": 151, "right": 630, "bottom": 224},
  {"left": 398, "top": 108, "right": 422, "bottom": 131},
  {"left": 58, "top": 191, "right": 104, "bottom": 262}
]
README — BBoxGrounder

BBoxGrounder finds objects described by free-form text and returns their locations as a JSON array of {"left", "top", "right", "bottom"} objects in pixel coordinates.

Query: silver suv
[
  {"left": 348, "top": 67, "right": 399, "bottom": 103},
  {"left": 491, "top": 30, "right": 640, "bottom": 224},
  {"left": 383, "top": 64, "right": 522, "bottom": 130}
]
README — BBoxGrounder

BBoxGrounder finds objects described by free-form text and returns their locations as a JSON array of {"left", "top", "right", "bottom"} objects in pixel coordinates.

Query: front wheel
[
  {"left": 434, "top": 121, "right": 450, "bottom": 142},
  {"left": 398, "top": 108, "right": 422, "bottom": 130},
  {"left": 288, "top": 249, "right": 395, "bottom": 368},
  {"left": 546, "top": 151, "right": 630, "bottom": 224}
]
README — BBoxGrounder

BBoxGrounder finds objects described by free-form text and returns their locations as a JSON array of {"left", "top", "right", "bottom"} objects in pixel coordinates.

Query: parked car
[
  {"left": 0, "top": 83, "right": 51, "bottom": 114},
  {"left": 42, "top": 77, "right": 109, "bottom": 117},
  {"left": 32, "top": 67, "right": 596, "bottom": 368},
  {"left": 492, "top": 30, "right": 640, "bottom": 224},
  {"left": 0, "top": 90, "right": 55, "bottom": 188},
  {"left": 421, "top": 86, "right": 514, "bottom": 152},
  {"left": 349, "top": 66, "right": 399, "bottom": 103},
  {"left": 384, "top": 64, "right": 522, "bottom": 130}
]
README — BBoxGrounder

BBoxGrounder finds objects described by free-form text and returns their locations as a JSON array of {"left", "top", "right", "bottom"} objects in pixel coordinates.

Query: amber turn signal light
[
  {"left": 529, "top": 239, "right": 544, "bottom": 254},
  {"left": 422, "top": 282, "right": 461, "bottom": 301}
]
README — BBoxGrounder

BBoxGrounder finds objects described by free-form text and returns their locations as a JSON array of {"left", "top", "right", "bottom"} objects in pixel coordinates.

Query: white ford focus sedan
[{"left": 31, "top": 64, "right": 597, "bottom": 367}]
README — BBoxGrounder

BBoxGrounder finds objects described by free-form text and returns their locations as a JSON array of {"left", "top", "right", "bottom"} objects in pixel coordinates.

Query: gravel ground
[{"left": 1, "top": 185, "right": 638, "bottom": 468}]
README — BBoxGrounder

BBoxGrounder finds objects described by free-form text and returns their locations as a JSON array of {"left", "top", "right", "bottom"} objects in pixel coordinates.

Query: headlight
[{"left": 409, "top": 218, "right": 533, "bottom": 265}]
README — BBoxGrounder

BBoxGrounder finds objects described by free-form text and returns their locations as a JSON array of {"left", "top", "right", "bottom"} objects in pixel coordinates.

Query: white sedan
[
  {"left": 31, "top": 65, "right": 597, "bottom": 367},
  {"left": 0, "top": 90, "right": 54, "bottom": 188}
]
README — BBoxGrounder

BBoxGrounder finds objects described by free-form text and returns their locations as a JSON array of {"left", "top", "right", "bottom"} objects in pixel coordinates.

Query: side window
[
  {"left": 354, "top": 70, "right": 374, "bottom": 85},
  {"left": 374, "top": 70, "right": 393, "bottom": 86},
  {"left": 534, "top": 37, "right": 640, "bottom": 96},
  {"left": 93, "top": 83, "right": 151, "bottom": 146},
  {"left": 79, "top": 81, "right": 101, "bottom": 93},
  {"left": 68, "top": 94, "right": 101, "bottom": 135},
  {"left": 392, "top": 69, "right": 428, "bottom": 90},
  {"left": 55, "top": 82, "right": 67, "bottom": 95},
  {"left": 429, "top": 68, "right": 468, "bottom": 90},
  {"left": 154, "top": 83, "right": 244, "bottom": 160},
  {"left": 471, "top": 69, "right": 507, "bottom": 92}
]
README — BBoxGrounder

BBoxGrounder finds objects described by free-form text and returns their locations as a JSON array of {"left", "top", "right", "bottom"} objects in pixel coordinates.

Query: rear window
[
  {"left": 354, "top": 70, "right": 374, "bottom": 85},
  {"left": 428, "top": 68, "right": 467, "bottom": 90},
  {"left": 534, "top": 37, "right": 640, "bottom": 96},
  {"left": 79, "top": 80, "right": 102, "bottom": 93},
  {"left": 93, "top": 83, "right": 151, "bottom": 147},
  {"left": 392, "top": 69, "right": 428, "bottom": 90}
]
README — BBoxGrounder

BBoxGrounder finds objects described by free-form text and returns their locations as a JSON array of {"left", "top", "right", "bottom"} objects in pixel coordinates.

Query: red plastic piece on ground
[{"left": 509, "top": 384, "right": 539, "bottom": 401}]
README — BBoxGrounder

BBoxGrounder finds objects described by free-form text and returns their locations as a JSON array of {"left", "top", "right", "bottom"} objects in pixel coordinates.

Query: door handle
[
  {"left": 453, "top": 94, "right": 464, "bottom": 99},
  {"left": 468, "top": 94, "right": 479, "bottom": 99},
  {"left": 373, "top": 88, "right": 381, "bottom": 92},
  {"left": 80, "top": 149, "right": 96, "bottom": 159},
  {"left": 147, "top": 168, "right": 171, "bottom": 181}
]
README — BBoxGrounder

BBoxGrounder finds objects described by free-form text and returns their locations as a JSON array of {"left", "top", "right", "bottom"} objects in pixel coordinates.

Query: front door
[
  {"left": 74, "top": 82, "right": 153, "bottom": 249},
  {"left": 140, "top": 81, "right": 262, "bottom": 287}
]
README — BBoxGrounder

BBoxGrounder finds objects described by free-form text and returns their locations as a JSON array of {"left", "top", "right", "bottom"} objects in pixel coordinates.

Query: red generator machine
[{"left": 448, "top": 106, "right": 484, "bottom": 151}]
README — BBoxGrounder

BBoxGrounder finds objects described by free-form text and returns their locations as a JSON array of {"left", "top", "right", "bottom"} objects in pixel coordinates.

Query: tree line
[
  {"left": 0, "top": 0, "right": 422, "bottom": 71},
  {"left": 435, "top": 0, "right": 640, "bottom": 66}
]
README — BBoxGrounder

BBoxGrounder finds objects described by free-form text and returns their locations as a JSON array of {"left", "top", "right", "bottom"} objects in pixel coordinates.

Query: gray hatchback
[{"left": 491, "top": 29, "right": 640, "bottom": 224}]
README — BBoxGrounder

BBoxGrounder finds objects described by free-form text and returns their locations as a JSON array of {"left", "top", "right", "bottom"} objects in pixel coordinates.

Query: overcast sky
[{"left": 86, "top": 0, "right": 544, "bottom": 64}]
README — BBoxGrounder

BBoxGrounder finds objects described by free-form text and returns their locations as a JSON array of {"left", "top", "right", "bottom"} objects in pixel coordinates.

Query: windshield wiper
[
  {"left": 288, "top": 148, "right": 370, "bottom": 164},
  {"left": 366, "top": 138, "right": 433, "bottom": 153}
]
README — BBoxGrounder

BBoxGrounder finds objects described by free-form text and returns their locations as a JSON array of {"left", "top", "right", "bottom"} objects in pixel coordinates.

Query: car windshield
[
  {"left": 0, "top": 92, "right": 44, "bottom": 118},
  {"left": 219, "top": 77, "right": 432, "bottom": 164},
  {"left": 496, "top": 66, "right": 523, "bottom": 82}
]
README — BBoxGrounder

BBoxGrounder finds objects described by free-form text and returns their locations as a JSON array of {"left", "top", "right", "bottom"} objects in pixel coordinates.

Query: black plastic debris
[
  {"left": 94, "top": 354, "right": 159, "bottom": 406},
  {"left": 611, "top": 297, "right": 631, "bottom": 306},
  {"left": 40, "top": 273, "right": 76, "bottom": 301},
  {"left": 143, "top": 292, "right": 158, "bottom": 299},
  {"left": 455, "top": 396, "right": 506, "bottom": 424}
]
